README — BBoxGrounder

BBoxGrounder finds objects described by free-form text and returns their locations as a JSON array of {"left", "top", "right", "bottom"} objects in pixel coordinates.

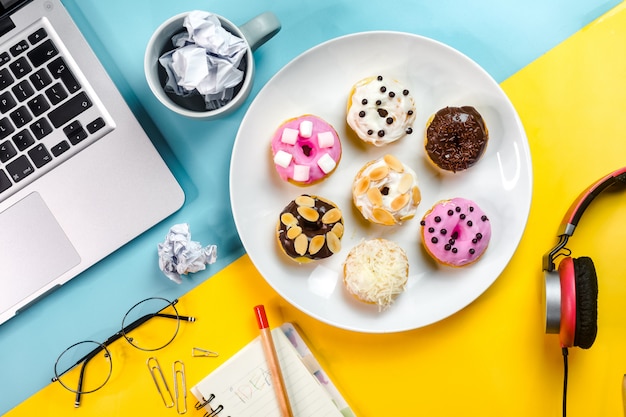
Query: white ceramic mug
[{"left": 144, "top": 11, "right": 281, "bottom": 120}]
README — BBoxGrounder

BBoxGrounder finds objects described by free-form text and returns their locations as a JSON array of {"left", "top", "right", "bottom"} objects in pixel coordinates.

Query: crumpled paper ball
[{"left": 157, "top": 223, "right": 217, "bottom": 284}]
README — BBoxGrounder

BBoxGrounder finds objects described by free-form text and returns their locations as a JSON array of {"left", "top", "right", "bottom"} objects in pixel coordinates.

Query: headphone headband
[{"left": 543, "top": 166, "right": 626, "bottom": 271}]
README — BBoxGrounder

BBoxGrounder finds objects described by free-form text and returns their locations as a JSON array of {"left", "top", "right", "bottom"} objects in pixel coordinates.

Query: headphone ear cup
[{"left": 572, "top": 256, "right": 598, "bottom": 349}]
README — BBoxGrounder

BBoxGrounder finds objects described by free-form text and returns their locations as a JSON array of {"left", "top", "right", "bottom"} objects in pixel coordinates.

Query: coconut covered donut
[
  {"left": 420, "top": 197, "right": 491, "bottom": 267},
  {"left": 276, "top": 194, "right": 344, "bottom": 264},
  {"left": 271, "top": 115, "right": 342, "bottom": 186},
  {"left": 424, "top": 106, "right": 488, "bottom": 173},
  {"left": 343, "top": 238, "right": 409, "bottom": 311},
  {"left": 346, "top": 75, "right": 416, "bottom": 146},
  {"left": 352, "top": 154, "right": 421, "bottom": 226}
]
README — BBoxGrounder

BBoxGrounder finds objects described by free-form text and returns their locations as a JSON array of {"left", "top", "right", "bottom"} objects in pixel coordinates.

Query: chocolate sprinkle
[
  {"left": 431, "top": 237, "right": 438, "bottom": 244},
  {"left": 359, "top": 110, "right": 366, "bottom": 117},
  {"left": 386, "top": 117, "right": 393, "bottom": 125},
  {"left": 425, "top": 106, "right": 488, "bottom": 173},
  {"left": 361, "top": 99, "right": 368, "bottom": 105}
]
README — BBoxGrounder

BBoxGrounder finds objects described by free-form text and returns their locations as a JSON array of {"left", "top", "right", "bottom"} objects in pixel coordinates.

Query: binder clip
[
  {"left": 192, "top": 347, "right": 219, "bottom": 357},
  {"left": 173, "top": 360, "right": 187, "bottom": 414},
  {"left": 147, "top": 357, "right": 174, "bottom": 408}
]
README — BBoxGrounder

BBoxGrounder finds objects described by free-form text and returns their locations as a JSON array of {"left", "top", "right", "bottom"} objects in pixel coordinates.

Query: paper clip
[
  {"left": 192, "top": 347, "right": 219, "bottom": 357},
  {"left": 173, "top": 360, "right": 187, "bottom": 414},
  {"left": 147, "top": 357, "right": 174, "bottom": 408}
]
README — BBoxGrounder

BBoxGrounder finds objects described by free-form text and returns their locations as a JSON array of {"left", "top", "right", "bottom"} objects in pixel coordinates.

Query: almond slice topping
[
  {"left": 398, "top": 173, "right": 414, "bottom": 194},
  {"left": 391, "top": 193, "right": 410, "bottom": 211},
  {"left": 295, "top": 195, "right": 315, "bottom": 207},
  {"left": 368, "top": 165, "right": 389, "bottom": 181},
  {"left": 294, "top": 234, "right": 309, "bottom": 256},
  {"left": 280, "top": 212, "right": 298, "bottom": 227},
  {"left": 286, "top": 226, "right": 302, "bottom": 240},
  {"left": 322, "top": 208, "right": 342, "bottom": 224},
  {"left": 372, "top": 208, "right": 396, "bottom": 225},
  {"left": 383, "top": 154, "right": 404, "bottom": 172},
  {"left": 326, "top": 231, "right": 341, "bottom": 253},
  {"left": 297, "top": 206, "right": 319, "bottom": 222},
  {"left": 354, "top": 176, "right": 370, "bottom": 195},
  {"left": 331, "top": 222, "right": 344, "bottom": 238},
  {"left": 309, "top": 235, "right": 325, "bottom": 255},
  {"left": 366, "top": 187, "right": 383, "bottom": 207}
]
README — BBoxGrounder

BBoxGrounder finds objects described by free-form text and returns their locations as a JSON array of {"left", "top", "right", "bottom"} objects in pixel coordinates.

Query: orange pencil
[{"left": 254, "top": 305, "right": 294, "bottom": 417}]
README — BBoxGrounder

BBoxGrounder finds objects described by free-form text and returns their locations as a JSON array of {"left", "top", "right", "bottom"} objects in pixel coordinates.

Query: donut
[
  {"left": 420, "top": 197, "right": 491, "bottom": 267},
  {"left": 276, "top": 194, "right": 344, "bottom": 264},
  {"left": 424, "top": 106, "right": 488, "bottom": 173},
  {"left": 343, "top": 239, "right": 409, "bottom": 311},
  {"left": 271, "top": 115, "right": 342, "bottom": 186},
  {"left": 352, "top": 154, "right": 421, "bottom": 226},
  {"left": 346, "top": 75, "right": 416, "bottom": 146}
]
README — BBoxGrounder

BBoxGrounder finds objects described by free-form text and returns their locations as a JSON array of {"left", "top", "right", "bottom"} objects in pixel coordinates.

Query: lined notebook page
[{"left": 190, "top": 328, "right": 344, "bottom": 417}]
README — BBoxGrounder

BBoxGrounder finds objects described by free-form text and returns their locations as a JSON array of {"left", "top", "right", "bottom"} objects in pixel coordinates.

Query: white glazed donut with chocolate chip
[
  {"left": 352, "top": 154, "right": 421, "bottom": 226},
  {"left": 346, "top": 75, "right": 416, "bottom": 146}
]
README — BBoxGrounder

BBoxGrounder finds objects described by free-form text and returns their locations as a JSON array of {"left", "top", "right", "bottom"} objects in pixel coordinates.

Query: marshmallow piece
[
  {"left": 317, "top": 153, "right": 337, "bottom": 174},
  {"left": 293, "top": 165, "right": 310, "bottom": 182},
  {"left": 281, "top": 128, "right": 299, "bottom": 145},
  {"left": 299, "top": 120, "right": 313, "bottom": 138},
  {"left": 317, "top": 131, "right": 335, "bottom": 148},
  {"left": 273, "top": 150, "right": 293, "bottom": 168}
]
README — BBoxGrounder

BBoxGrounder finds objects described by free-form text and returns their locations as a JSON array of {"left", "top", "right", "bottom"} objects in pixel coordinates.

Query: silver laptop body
[{"left": 0, "top": 0, "right": 185, "bottom": 324}]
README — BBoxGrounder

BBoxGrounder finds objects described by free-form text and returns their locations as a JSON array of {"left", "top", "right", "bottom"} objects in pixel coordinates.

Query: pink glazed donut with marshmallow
[
  {"left": 271, "top": 115, "right": 342, "bottom": 186},
  {"left": 420, "top": 197, "right": 491, "bottom": 267}
]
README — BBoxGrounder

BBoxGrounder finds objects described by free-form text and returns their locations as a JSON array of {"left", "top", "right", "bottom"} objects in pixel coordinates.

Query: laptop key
[
  {"left": 0, "top": 52, "right": 10, "bottom": 66},
  {"left": 12, "top": 129, "right": 34, "bottom": 151},
  {"left": 45, "top": 82, "right": 67, "bottom": 105},
  {"left": 50, "top": 140, "right": 70, "bottom": 157},
  {"left": 86, "top": 117, "right": 105, "bottom": 134},
  {"left": 12, "top": 79, "right": 34, "bottom": 101},
  {"left": 9, "top": 39, "right": 29, "bottom": 57},
  {"left": 6, "top": 154, "right": 33, "bottom": 182},
  {"left": 48, "top": 91, "right": 92, "bottom": 128},
  {"left": 28, "top": 28, "right": 48, "bottom": 45},
  {"left": 30, "top": 68, "right": 52, "bottom": 90},
  {"left": 9, "top": 56, "right": 32, "bottom": 79},
  {"left": 0, "top": 139, "right": 16, "bottom": 162},
  {"left": 27, "top": 143, "right": 52, "bottom": 168},
  {"left": 0, "top": 117, "right": 15, "bottom": 140},
  {"left": 0, "top": 67, "right": 14, "bottom": 90},
  {"left": 10, "top": 106, "right": 32, "bottom": 128},
  {"left": 27, "top": 39, "right": 58, "bottom": 67},
  {"left": 0, "top": 169, "right": 11, "bottom": 193},
  {"left": 30, "top": 118, "right": 53, "bottom": 140},
  {"left": 0, "top": 90, "right": 17, "bottom": 112},
  {"left": 47, "top": 57, "right": 80, "bottom": 93}
]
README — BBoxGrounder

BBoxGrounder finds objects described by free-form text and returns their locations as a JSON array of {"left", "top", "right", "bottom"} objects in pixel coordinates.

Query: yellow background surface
[{"left": 8, "top": 3, "right": 626, "bottom": 416}]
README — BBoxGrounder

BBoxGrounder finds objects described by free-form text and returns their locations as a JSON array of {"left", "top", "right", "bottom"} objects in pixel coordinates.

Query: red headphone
[{"left": 542, "top": 166, "right": 626, "bottom": 349}]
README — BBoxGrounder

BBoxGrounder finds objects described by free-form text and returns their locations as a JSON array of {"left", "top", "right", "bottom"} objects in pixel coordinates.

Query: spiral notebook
[{"left": 190, "top": 323, "right": 354, "bottom": 417}]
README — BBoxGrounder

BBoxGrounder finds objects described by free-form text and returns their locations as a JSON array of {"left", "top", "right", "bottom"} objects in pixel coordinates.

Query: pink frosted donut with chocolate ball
[
  {"left": 271, "top": 115, "right": 342, "bottom": 186},
  {"left": 420, "top": 197, "right": 491, "bottom": 267}
]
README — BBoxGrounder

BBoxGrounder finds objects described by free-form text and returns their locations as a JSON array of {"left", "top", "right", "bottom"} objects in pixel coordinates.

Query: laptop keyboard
[{"left": 0, "top": 24, "right": 111, "bottom": 201}]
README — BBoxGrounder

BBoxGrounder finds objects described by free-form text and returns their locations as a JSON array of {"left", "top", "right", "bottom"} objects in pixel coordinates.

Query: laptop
[{"left": 0, "top": 0, "right": 185, "bottom": 324}]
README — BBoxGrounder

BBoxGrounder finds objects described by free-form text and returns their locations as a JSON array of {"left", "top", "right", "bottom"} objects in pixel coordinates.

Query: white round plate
[{"left": 230, "top": 31, "right": 532, "bottom": 333}]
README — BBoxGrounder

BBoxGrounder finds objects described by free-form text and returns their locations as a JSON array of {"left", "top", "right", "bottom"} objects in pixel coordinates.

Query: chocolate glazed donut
[
  {"left": 425, "top": 106, "right": 488, "bottom": 173},
  {"left": 276, "top": 194, "right": 344, "bottom": 263}
]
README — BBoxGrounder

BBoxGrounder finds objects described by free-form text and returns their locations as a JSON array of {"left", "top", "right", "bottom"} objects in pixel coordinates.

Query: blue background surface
[{"left": 0, "top": 0, "right": 620, "bottom": 413}]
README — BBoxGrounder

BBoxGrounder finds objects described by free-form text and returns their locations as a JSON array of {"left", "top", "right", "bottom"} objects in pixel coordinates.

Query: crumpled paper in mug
[
  {"left": 158, "top": 10, "right": 248, "bottom": 110},
  {"left": 157, "top": 223, "right": 217, "bottom": 284}
]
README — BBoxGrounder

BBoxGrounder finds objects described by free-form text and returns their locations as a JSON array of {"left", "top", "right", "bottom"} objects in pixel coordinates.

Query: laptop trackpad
[{"left": 0, "top": 192, "right": 81, "bottom": 309}]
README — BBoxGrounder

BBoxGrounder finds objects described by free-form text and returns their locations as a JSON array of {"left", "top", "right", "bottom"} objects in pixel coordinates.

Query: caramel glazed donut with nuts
[{"left": 276, "top": 194, "right": 344, "bottom": 263}]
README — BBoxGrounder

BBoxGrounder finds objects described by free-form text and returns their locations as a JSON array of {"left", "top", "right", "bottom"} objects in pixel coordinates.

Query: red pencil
[{"left": 254, "top": 305, "right": 294, "bottom": 417}]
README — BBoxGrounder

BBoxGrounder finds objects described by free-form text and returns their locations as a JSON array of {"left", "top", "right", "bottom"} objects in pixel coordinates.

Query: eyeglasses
[{"left": 52, "top": 297, "right": 195, "bottom": 407}]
